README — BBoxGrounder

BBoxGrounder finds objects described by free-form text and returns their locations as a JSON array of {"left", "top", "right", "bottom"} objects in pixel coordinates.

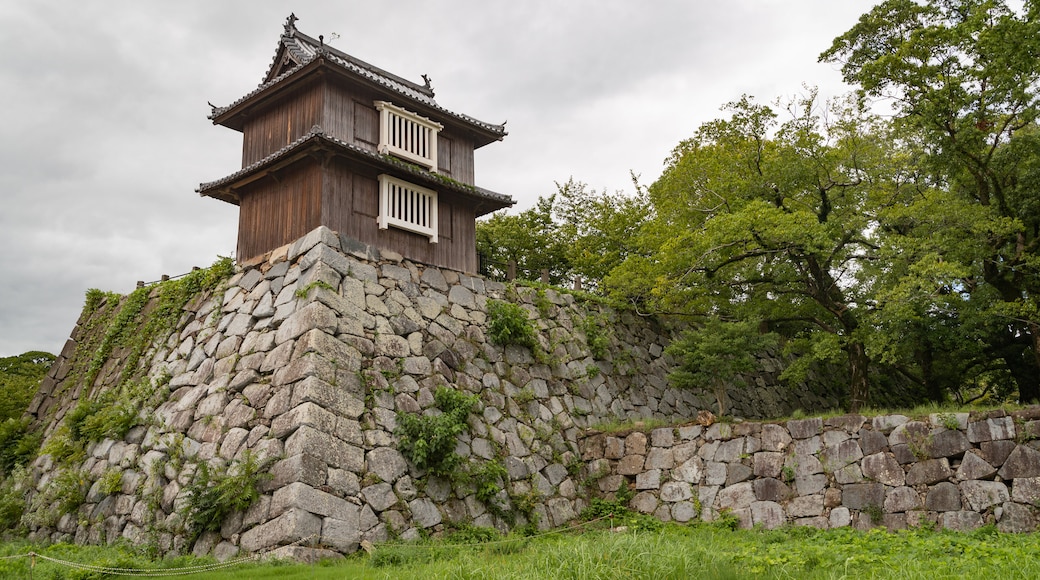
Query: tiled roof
[
  {"left": 209, "top": 16, "right": 507, "bottom": 141},
  {"left": 197, "top": 126, "right": 514, "bottom": 213}
]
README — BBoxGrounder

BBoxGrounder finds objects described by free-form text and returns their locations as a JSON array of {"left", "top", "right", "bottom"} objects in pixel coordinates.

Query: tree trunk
[
  {"left": 848, "top": 341, "right": 870, "bottom": 412},
  {"left": 915, "top": 342, "right": 945, "bottom": 404}
]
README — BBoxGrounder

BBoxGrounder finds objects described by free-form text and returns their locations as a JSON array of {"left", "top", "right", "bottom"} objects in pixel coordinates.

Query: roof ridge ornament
[{"left": 284, "top": 13, "right": 298, "bottom": 36}]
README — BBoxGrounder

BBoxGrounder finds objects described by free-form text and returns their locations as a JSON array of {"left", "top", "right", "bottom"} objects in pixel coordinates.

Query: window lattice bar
[
  {"left": 378, "top": 174, "right": 438, "bottom": 242},
  {"left": 375, "top": 101, "right": 442, "bottom": 171}
]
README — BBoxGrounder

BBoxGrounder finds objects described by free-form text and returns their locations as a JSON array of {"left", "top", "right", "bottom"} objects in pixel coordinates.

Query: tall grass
[{"left": 3, "top": 524, "right": 1040, "bottom": 579}]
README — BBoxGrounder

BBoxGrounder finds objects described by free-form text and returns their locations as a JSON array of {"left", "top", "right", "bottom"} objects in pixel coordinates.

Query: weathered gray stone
[
  {"left": 660, "top": 481, "right": 694, "bottom": 503},
  {"left": 843, "top": 483, "right": 886, "bottom": 510},
  {"left": 726, "top": 463, "right": 754, "bottom": 485},
  {"left": 547, "top": 497, "right": 578, "bottom": 525},
  {"left": 830, "top": 507, "right": 852, "bottom": 528},
  {"left": 717, "top": 482, "right": 756, "bottom": 511},
  {"left": 750, "top": 501, "right": 785, "bottom": 529},
  {"left": 366, "top": 448, "right": 409, "bottom": 483},
  {"left": 625, "top": 432, "right": 648, "bottom": 456},
  {"left": 956, "top": 451, "right": 997, "bottom": 481},
  {"left": 285, "top": 426, "right": 363, "bottom": 471},
  {"left": 650, "top": 427, "right": 674, "bottom": 448},
  {"left": 271, "top": 402, "right": 338, "bottom": 439},
  {"left": 925, "top": 482, "right": 961, "bottom": 512},
  {"left": 787, "top": 495, "right": 824, "bottom": 518},
  {"left": 753, "top": 452, "right": 785, "bottom": 479},
  {"left": 1011, "top": 476, "right": 1040, "bottom": 504},
  {"left": 617, "top": 454, "right": 645, "bottom": 475},
  {"left": 905, "top": 458, "right": 953, "bottom": 486},
  {"left": 272, "top": 483, "right": 356, "bottom": 520},
  {"left": 795, "top": 474, "right": 828, "bottom": 496},
  {"left": 787, "top": 418, "right": 823, "bottom": 439},
  {"left": 322, "top": 515, "right": 361, "bottom": 553},
  {"left": 674, "top": 457, "right": 704, "bottom": 484},
  {"left": 240, "top": 509, "right": 323, "bottom": 553},
  {"left": 981, "top": 439, "right": 1018, "bottom": 466},
  {"left": 928, "top": 429, "right": 972, "bottom": 459},
  {"left": 858, "top": 428, "right": 889, "bottom": 456},
  {"left": 635, "top": 469, "right": 661, "bottom": 490},
  {"left": 630, "top": 491, "right": 659, "bottom": 514},
  {"left": 942, "top": 510, "right": 983, "bottom": 531},
  {"left": 361, "top": 483, "right": 398, "bottom": 512},
  {"left": 872, "top": 415, "right": 909, "bottom": 434},
  {"left": 408, "top": 498, "right": 442, "bottom": 528},
  {"left": 645, "top": 447, "right": 674, "bottom": 470},
  {"left": 760, "top": 424, "right": 792, "bottom": 452},
  {"left": 752, "top": 478, "right": 792, "bottom": 502},
  {"left": 961, "top": 480, "right": 1009, "bottom": 512},
  {"left": 998, "top": 444, "right": 1040, "bottom": 479},
  {"left": 997, "top": 501, "right": 1037, "bottom": 533},
  {"left": 861, "top": 452, "right": 905, "bottom": 487},
  {"left": 967, "top": 416, "right": 1015, "bottom": 443},
  {"left": 267, "top": 453, "right": 326, "bottom": 490},
  {"left": 820, "top": 439, "right": 863, "bottom": 473},
  {"left": 884, "top": 486, "right": 921, "bottom": 513}
]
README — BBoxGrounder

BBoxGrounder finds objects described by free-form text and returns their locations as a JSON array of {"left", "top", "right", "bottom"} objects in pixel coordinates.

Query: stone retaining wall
[
  {"left": 21, "top": 226, "right": 892, "bottom": 560},
  {"left": 582, "top": 409, "right": 1040, "bottom": 532}
]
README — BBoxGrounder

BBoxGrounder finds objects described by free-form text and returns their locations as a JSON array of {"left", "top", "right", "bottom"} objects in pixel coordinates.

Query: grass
[{"left": 3, "top": 523, "right": 1040, "bottom": 579}]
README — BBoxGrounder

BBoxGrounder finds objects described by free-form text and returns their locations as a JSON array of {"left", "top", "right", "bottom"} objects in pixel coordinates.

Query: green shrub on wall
[
  {"left": 396, "top": 387, "right": 478, "bottom": 475},
  {"left": 486, "top": 300, "right": 538, "bottom": 350}
]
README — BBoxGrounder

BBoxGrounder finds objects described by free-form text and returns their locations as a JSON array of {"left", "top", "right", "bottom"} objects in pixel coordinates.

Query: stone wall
[
  {"left": 583, "top": 409, "right": 1040, "bottom": 532},
  {"left": 23, "top": 226, "right": 867, "bottom": 560}
]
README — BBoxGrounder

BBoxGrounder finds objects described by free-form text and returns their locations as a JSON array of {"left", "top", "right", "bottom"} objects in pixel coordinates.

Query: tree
[
  {"left": 608, "top": 93, "right": 898, "bottom": 411},
  {"left": 822, "top": 0, "right": 1040, "bottom": 402},
  {"left": 0, "top": 351, "right": 54, "bottom": 422},
  {"left": 666, "top": 319, "right": 778, "bottom": 417},
  {"left": 476, "top": 179, "right": 648, "bottom": 290}
]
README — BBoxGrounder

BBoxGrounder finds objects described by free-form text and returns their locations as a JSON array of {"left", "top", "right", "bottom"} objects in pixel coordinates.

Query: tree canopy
[{"left": 478, "top": 0, "right": 1040, "bottom": 412}]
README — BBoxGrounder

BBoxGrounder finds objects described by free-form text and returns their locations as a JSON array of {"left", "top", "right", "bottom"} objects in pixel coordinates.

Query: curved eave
[
  {"left": 196, "top": 128, "right": 514, "bottom": 216},
  {"left": 209, "top": 56, "right": 507, "bottom": 148}
]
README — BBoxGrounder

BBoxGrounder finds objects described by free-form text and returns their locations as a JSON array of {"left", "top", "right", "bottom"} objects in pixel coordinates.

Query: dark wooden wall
[
  {"left": 237, "top": 160, "right": 322, "bottom": 261},
  {"left": 237, "top": 157, "right": 477, "bottom": 272},
  {"left": 241, "top": 80, "right": 324, "bottom": 166}
]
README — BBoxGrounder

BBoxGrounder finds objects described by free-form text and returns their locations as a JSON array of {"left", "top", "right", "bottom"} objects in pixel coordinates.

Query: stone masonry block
[
  {"left": 240, "top": 508, "right": 323, "bottom": 553},
  {"left": 272, "top": 482, "right": 358, "bottom": 521}
]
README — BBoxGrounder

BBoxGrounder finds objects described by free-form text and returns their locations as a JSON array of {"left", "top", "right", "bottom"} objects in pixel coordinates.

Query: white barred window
[
  {"left": 375, "top": 101, "right": 442, "bottom": 171},
  {"left": 378, "top": 174, "right": 438, "bottom": 242}
]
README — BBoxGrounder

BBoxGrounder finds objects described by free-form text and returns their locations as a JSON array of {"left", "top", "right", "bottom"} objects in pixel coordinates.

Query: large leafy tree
[
  {"left": 476, "top": 179, "right": 648, "bottom": 290},
  {"left": 0, "top": 351, "right": 54, "bottom": 422},
  {"left": 608, "top": 94, "right": 899, "bottom": 411},
  {"left": 822, "top": 0, "right": 1040, "bottom": 402}
]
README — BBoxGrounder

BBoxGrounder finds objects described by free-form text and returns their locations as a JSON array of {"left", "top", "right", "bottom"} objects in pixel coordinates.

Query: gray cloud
[{"left": 0, "top": 0, "right": 878, "bottom": 355}]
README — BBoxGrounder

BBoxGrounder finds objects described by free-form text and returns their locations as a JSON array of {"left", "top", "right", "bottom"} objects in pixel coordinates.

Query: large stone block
[
  {"left": 760, "top": 424, "right": 792, "bottom": 452},
  {"left": 997, "top": 502, "right": 1037, "bottom": 533},
  {"left": 366, "top": 448, "right": 409, "bottom": 484},
  {"left": 925, "top": 482, "right": 961, "bottom": 512},
  {"left": 750, "top": 501, "right": 785, "bottom": 529},
  {"left": 905, "top": 458, "right": 952, "bottom": 486},
  {"left": 981, "top": 440, "right": 1017, "bottom": 466},
  {"left": 717, "top": 482, "right": 756, "bottom": 511},
  {"left": 956, "top": 451, "right": 997, "bottom": 481},
  {"left": 240, "top": 508, "right": 323, "bottom": 553},
  {"left": 967, "top": 416, "right": 1015, "bottom": 443},
  {"left": 787, "top": 418, "right": 822, "bottom": 439},
  {"left": 285, "top": 426, "right": 363, "bottom": 472},
  {"left": 858, "top": 429, "right": 889, "bottom": 456},
  {"left": 271, "top": 402, "right": 338, "bottom": 439},
  {"left": 884, "top": 486, "right": 921, "bottom": 513},
  {"left": 322, "top": 515, "right": 361, "bottom": 553},
  {"left": 408, "top": 498, "right": 442, "bottom": 528},
  {"left": 291, "top": 376, "right": 364, "bottom": 417},
  {"left": 842, "top": 483, "right": 886, "bottom": 510},
  {"left": 928, "top": 429, "right": 971, "bottom": 459},
  {"left": 753, "top": 452, "right": 785, "bottom": 479},
  {"left": 265, "top": 453, "right": 327, "bottom": 490},
  {"left": 861, "top": 452, "right": 905, "bottom": 487},
  {"left": 752, "top": 478, "right": 793, "bottom": 502},
  {"left": 819, "top": 439, "right": 863, "bottom": 473},
  {"left": 1011, "top": 476, "right": 1040, "bottom": 504},
  {"left": 274, "top": 301, "right": 338, "bottom": 345},
  {"left": 786, "top": 495, "right": 824, "bottom": 518},
  {"left": 961, "top": 480, "right": 1009, "bottom": 512},
  {"left": 272, "top": 482, "right": 358, "bottom": 521},
  {"left": 942, "top": 510, "right": 983, "bottom": 531},
  {"left": 998, "top": 444, "right": 1040, "bottom": 480}
]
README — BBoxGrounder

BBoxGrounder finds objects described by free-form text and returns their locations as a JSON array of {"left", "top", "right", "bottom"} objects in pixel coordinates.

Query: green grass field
[{"left": 2, "top": 522, "right": 1039, "bottom": 579}]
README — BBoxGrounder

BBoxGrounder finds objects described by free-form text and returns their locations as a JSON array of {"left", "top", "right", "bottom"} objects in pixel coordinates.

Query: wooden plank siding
[
  {"left": 240, "top": 80, "right": 324, "bottom": 166},
  {"left": 237, "top": 160, "right": 322, "bottom": 260}
]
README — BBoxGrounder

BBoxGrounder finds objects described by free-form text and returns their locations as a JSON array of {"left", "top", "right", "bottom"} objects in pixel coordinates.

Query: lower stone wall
[{"left": 581, "top": 409, "right": 1040, "bottom": 532}]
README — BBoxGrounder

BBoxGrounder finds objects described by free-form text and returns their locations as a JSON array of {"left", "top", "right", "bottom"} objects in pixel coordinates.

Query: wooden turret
[{"left": 198, "top": 14, "right": 513, "bottom": 271}]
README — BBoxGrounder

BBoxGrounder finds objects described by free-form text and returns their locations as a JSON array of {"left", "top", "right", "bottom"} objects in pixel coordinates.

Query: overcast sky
[{"left": 0, "top": 0, "right": 879, "bottom": 357}]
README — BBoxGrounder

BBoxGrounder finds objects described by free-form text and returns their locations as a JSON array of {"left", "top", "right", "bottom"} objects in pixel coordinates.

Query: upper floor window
[{"left": 375, "top": 101, "right": 442, "bottom": 171}]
